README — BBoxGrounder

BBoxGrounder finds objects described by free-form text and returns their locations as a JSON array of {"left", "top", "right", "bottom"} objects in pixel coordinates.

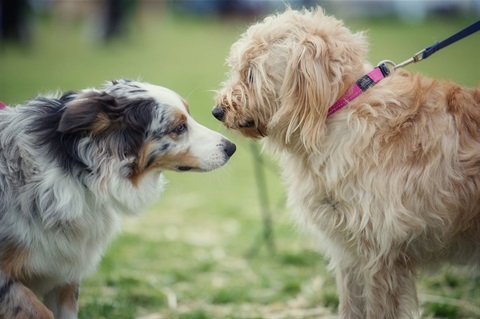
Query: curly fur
[
  {"left": 0, "top": 79, "right": 235, "bottom": 319},
  {"left": 214, "top": 7, "right": 480, "bottom": 318}
]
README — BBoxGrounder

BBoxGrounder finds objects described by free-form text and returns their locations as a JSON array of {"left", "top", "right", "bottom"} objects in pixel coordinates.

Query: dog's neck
[{"left": 328, "top": 64, "right": 389, "bottom": 117}]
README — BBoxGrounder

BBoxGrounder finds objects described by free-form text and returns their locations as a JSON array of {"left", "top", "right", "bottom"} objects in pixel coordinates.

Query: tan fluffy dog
[{"left": 212, "top": 7, "right": 480, "bottom": 319}]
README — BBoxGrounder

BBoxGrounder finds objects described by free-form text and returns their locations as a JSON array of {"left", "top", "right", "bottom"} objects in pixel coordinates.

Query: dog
[
  {"left": 213, "top": 7, "right": 480, "bottom": 319},
  {"left": 0, "top": 79, "right": 236, "bottom": 319}
]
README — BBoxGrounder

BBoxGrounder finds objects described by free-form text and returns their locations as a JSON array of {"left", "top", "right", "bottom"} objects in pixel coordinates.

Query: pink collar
[
  {"left": 327, "top": 64, "right": 390, "bottom": 117},
  {"left": 0, "top": 102, "right": 6, "bottom": 109}
]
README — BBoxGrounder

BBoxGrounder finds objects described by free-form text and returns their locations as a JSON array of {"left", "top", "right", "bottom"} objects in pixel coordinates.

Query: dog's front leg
[
  {"left": 363, "top": 259, "right": 419, "bottom": 319},
  {"left": 335, "top": 266, "right": 365, "bottom": 319},
  {"left": 44, "top": 282, "right": 79, "bottom": 319},
  {"left": 0, "top": 272, "right": 53, "bottom": 319}
]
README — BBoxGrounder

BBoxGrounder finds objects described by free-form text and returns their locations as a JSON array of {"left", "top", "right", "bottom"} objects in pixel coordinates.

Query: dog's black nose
[
  {"left": 212, "top": 106, "right": 225, "bottom": 121},
  {"left": 223, "top": 140, "right": 236, "bottom": 158}
]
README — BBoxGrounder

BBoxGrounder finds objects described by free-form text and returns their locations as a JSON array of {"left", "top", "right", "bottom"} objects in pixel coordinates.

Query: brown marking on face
[
  {"left": 168, "top": 112, "right": 188, "bottom": 139},
  {"left": 129, "top": 110, "right": 197, "bottom": 186},
  {"left": 0, "top": 243, "right": 30, "bottom": 281},
  {"left": 130, "top": 149, "right": 200, "bottom": 186},
  {"left": 58, "top": 283, "right": 80, "bottom": 313},
  {"left": 152, "top": 149, "right": 199, "bottom": 171},
  {"left": 129, "top": 140, "right": 155, "bottom": 187}
]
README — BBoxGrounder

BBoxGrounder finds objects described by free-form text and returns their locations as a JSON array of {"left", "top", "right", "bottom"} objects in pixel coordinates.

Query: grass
[{"left": 1, "top": 6, "right": 480, "bottom": 319}]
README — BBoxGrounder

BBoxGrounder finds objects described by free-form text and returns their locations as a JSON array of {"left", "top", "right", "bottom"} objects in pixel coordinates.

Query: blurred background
[{"left": 1, "top": 1, "right": 479, "bottom": 318}]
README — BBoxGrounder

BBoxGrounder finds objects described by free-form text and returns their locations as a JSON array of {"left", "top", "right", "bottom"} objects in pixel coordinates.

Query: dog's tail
[{"left": 0, "top": 272, "right": 53, "bottom": 319}]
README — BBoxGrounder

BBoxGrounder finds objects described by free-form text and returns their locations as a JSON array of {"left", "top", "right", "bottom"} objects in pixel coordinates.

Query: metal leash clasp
[
  {"left": 394, "top": 49, "right": 426, "bottom": 69},
  {"left": 377, "top": 49, "right": 426, "bottom": 71}
]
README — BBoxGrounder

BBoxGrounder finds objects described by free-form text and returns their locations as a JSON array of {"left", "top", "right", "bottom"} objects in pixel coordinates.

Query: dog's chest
[
  {"left": 280, "top": 153, "right": 359, "bottom": 236},
  {"left": 27, "top": 204, "right": 122, "bottom": 291}
]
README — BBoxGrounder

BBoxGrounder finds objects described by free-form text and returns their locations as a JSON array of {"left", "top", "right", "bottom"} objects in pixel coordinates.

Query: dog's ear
[
  {"left": 273, "top": 28, "right": 367, "bottom": 151},
  {"left": 273, "top": 37, "right": 333, "bottom": 151},
  {"left": 57, "top": 92, "right": 117, "bottom": 134}
]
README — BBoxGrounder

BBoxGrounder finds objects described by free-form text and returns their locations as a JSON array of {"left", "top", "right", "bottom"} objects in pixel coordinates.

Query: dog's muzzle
[{"left": 212, "top": 106, "right": 225, "bottom": 121}]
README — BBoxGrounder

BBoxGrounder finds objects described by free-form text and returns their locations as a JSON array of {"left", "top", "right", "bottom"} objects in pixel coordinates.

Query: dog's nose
[
  {"left": 212, "top": 106, "right": 225, "bottom": 121},
  {"left": 223, "top": 140, "right": 236, "bottom": 158}
]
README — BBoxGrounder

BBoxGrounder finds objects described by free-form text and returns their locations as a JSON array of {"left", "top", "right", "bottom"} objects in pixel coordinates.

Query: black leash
[{"left": 379, "top": 19, "right": 480, "bottom": 70}]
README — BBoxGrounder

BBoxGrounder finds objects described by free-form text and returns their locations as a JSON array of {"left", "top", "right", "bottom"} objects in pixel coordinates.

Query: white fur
[{"left": 0, "top": 79, "right": 235, "bottom": 319}]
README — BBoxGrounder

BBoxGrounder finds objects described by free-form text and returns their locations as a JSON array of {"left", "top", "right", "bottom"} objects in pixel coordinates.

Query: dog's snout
[
  {"left": 212, "top": 106, "right": 225, "bottom": 121},
  {"left": 223, "top": 140, "right": 236, "bottom": 158}
]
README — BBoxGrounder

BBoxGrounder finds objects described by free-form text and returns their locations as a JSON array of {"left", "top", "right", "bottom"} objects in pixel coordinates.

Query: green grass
[{"left": 1, "top": 8, "right": 479, "bottom": 319}]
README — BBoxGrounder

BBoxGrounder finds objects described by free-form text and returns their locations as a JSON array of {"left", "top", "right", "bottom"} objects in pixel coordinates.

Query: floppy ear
[
  {"left": 57, "top": 92, "right": 117, "bottom": 134},
  {"left": 272, "top": 37, "right": 337, "bottom": 151},
  {"left": 272, "top": 29, "right": 367, "bottom": 151}
]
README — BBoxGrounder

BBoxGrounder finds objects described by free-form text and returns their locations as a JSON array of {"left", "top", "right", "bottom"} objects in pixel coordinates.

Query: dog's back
[{"left": 322, "top": 70, "right": 480, "bottom": 265}]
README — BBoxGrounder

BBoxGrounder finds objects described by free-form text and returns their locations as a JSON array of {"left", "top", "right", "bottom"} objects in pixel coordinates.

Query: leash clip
[
  {"left": 394, "top": 49, "right": 426, "bottom": 69},
  {"left": 376, "top": 60, "right": 397, "bottom": 72},
  {"left": 377, "top": 48, "right": 425, "bottom": 72}
]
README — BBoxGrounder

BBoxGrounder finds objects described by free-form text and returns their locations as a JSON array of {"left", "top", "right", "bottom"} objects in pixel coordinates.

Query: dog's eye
[
  {"left": 173, "top": 123, "right": 187, "bottom": 135},
  {"left": 239, "top": 120, "right": 255, "bottom": 128}
]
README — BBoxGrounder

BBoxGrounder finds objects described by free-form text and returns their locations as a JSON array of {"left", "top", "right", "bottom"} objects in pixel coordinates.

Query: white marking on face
[{"left": 139, "top": 82, "right": 235, "bottom": 172}]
